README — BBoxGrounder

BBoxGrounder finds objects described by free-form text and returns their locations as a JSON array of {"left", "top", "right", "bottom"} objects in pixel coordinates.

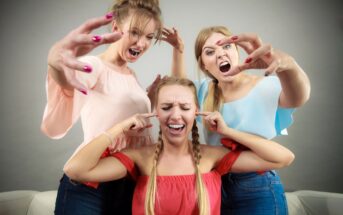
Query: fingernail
[
  {"left": 245, "top": 57, "right": 252, "bottom": 64},
  {"left": 79, "top": 89, "right": 88, "bottom": 95},
  {"left": 83, "top": 65, "right": 92, "bottom": 73},
  {"left": 106, "top": 12, "right": 113, "bottom": 19},
  {"left": 92, "top": 35, "right": 102, "bottom": 42},
  {"left": 264, "top": 72, "right": 269, "bottom": 77},
  {"left": 231, "top": 36, "right": 238, "bottom": 41}
]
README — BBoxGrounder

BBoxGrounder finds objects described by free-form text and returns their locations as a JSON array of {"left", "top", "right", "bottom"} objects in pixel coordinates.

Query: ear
[{"left": 111, "top": 20, "right": 120, "bottom": 32}]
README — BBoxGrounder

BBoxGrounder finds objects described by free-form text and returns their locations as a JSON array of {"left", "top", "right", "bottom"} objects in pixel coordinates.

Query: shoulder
[
  {"left": 200, "top": 144, "right": 230, "bottom": 161},
  {"left": 122, "top": 144, "right": 155, "bottom": 164}
]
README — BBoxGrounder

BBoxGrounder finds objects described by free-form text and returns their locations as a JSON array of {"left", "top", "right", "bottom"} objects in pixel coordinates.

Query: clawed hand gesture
[
  {"left": 217, "top": 33, "right": 296, "bottom": 76},
  {"left": 161, "top": 27, "right": 184, "bottom": 53},
  {"left": 47, "top": 13, "right": 122, "bottom": 93}
]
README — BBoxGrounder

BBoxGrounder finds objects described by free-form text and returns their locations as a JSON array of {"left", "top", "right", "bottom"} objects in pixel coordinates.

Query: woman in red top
[{"left": 64, "top": 76, "right": 295, "bottom": 215}]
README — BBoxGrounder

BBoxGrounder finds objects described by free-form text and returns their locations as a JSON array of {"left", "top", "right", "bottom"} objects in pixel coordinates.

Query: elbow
[
  {"left": 278, "top": 152, "right": 295, "bottom": 168},
  {"left": 63, "top": 163, "right": 82, "bottom": 181}
]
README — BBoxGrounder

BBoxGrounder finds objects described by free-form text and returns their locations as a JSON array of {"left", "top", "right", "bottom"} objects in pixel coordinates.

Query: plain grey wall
[{"left": 0, "top": 0, "right": 342, "bottom": 193}]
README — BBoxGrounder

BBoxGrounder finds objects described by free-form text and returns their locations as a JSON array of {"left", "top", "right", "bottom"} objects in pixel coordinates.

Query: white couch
[{"left": 0, "top": 190, "right": 342, "bottom": 215}]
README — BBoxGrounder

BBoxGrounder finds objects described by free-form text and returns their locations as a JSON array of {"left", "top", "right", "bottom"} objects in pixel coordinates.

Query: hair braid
[
  {"left": 192, "top": 121, "right": 209, "bottom": 214},
  {"left": 145, "top": 129, "right": 163, "bottom": 215}
]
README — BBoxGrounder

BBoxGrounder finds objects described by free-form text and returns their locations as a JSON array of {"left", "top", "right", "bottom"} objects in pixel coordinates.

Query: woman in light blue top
[{"left": 192, "top": 26, "right": 311, "bottom": 214}]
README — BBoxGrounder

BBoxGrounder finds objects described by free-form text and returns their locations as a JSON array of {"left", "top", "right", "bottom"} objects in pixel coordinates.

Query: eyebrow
[
  {"left": 202, "top": 46, "right": 214, "bottom": 51},
  {"left": 161, "top": 102, "right": 191, "bottom": 106}
]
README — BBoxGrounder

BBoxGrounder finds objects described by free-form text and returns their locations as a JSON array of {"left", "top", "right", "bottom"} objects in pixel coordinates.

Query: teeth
[
  {"left": 220, "top": 62, "right": 229, "bottom": 66},
  {"left": 129, "top": 48, "right": 140, "bottom": 57},
  {"left": 168, "top": 124, "right": 184, "bottom": 129}
]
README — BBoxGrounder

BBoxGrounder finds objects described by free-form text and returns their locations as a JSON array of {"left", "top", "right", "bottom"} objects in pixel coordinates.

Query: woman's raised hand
[
  {"left": 217, "top": 33, "right": 297, "bottom": 76},
  {"left": 161, "top": 27, "right": 184, "bottom": 53},
  {"left": 47, "top": 13, "right": 122, "bottom": 93},
  {"left": 196, "top": 111, "right": 229, "bottom": 134},
  {"left": 120, "top": 113, "right": 156, "bottom": 133}
]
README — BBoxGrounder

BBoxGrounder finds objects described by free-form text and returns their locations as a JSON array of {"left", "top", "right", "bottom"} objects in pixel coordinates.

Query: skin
[
  {"left": 175, "top": 31, "right": 311, "bottom": 108},
  {"left": 212, "top": 33, "right": 311, "bottom": 107},
  {"left": 63, "top": 83, "right": 294, "bottom": 183},
  {"left": 47, "top": 13, "right": 184, "bottom": 96}
]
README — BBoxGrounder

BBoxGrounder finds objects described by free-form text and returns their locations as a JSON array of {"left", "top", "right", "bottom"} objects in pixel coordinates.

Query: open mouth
[
  {"left": 219, "top": 61, "right": 231, "bottom": 73},
  {"left": 167, "top": 124, "right": 185, "bottom": 135},
  {"left": 129, "top": 48, "right": 141, "bottom": 57}
]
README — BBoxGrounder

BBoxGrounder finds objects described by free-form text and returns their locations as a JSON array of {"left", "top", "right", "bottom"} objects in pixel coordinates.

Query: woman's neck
[
  {"left": 99, "top": 43, "right": 129, "bottom": 72},
  {"left": 162, "top": 138, "right": 192, "bottom": 157},
  {"left": 218, "top": 73, "right": 249, "bottom": 92}
]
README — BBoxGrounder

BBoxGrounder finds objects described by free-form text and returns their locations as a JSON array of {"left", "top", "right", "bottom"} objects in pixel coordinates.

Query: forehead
[
  {"left": 123, "top": 14, "right": 157, "bottom": 34},
  {"left": 158, "top": 85, "right": 195, "bottom": 104},
  {"left": 203, "top": 32, "right": 226, "bottom": 47}
]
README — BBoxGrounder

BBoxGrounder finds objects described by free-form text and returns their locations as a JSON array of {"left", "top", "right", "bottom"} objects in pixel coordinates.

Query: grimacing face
[
  {"left": 201, "top": 32, "right": 239, "bottom": 82},
  {"left": 113, "top": 15, "right": 157, "bottom": 63},
  {"left": 156, "top": 85, "right": 197, "bottom": 145}
]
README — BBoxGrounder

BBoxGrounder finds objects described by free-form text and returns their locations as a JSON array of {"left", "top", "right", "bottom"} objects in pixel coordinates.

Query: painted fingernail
[
  {"left": 92, "top": 35, "right": 102, "bottom": 42},
  {"left": 264, "top": 72, "right": 269, "bottom": 77},
  {"left": 106, "top": 12, "right": 113, "bottom": 19},
  {"left": 83, "top": 65, "right": 92, "bottom": 73},
  {"left": 79, "top": 89, "right": 88, "bottom": 95},
  {"left": 231, "top": 36, "right": 238, "bottom": 41},
  {"left": 245, "top": 57, "right": 252, "bottom": 64}
]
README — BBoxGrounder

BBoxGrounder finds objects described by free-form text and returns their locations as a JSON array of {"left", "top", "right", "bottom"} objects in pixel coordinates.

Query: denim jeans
[
  {"left": 221, "top": 170, "right": 288, "bottom": 215},
  {"left": 54, "top": 174, "right": 135, "bottom": 215}
]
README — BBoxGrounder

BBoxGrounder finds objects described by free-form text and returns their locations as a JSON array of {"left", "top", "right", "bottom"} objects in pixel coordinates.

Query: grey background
[{"left": 0, "top": 0, "right": 342, "bottom": 193}]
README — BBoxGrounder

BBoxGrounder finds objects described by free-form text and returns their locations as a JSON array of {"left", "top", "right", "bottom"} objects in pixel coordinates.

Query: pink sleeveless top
[{"left": 113, "top": 150, "right": 241, "bottom": 215}]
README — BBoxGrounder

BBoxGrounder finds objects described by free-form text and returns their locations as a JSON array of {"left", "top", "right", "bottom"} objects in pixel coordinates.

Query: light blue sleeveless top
[{"left": 197, "top": 76, "right": 295, "bottom": 145}]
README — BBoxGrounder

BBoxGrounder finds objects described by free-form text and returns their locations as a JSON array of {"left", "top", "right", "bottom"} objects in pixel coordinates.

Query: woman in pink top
[
  {"left": 64, "top": 76, "right": 295, "bottom": 215},
  {"left": 41, "top": 0, "right": 184, "bottom": 214}
]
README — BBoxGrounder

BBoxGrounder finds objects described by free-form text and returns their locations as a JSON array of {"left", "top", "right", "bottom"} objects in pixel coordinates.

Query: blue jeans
[
  {"left": 221, "top": 170, "right": 288, "bottom": 215},
  {"left": 54, "top": 174, "right": 135, "bottom": 215}
]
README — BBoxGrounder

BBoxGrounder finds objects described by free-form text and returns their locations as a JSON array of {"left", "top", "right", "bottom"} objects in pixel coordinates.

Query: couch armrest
[
  {"left": 0, "top": 190, "right": 38, "bottom": 215},
  {"left": 27, "top": 190, "right": 56, "bottom": 215},
  {"left": 288, "top": 190, "right": 343, "bottom": 215}
]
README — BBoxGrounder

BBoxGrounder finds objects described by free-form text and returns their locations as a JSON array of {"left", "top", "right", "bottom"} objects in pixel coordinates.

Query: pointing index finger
[{"left": 196, "top": 111, "right": 211, "bottom": 117}]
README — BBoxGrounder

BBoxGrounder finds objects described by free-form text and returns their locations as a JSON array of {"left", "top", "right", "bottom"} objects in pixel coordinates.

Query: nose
[
  {"left": 170, "top": 107, "right": 182, "bottom": 120},
  {"left": 217, "top": 48, "right": 226, "bottom": 59},
  {"left": 136, "top": 36, "right": 148, "bottom": 49}
]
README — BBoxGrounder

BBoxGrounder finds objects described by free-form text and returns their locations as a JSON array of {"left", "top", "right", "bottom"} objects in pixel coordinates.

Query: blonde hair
[
  {"left": 194, "top": 26, "right": 233, "bottom": 113},
  {"left": 110, "top": 0, "right": 162, "bottom": 42},
  {"left": 145, "top": 76, "right": 209, "bottom": 214}
]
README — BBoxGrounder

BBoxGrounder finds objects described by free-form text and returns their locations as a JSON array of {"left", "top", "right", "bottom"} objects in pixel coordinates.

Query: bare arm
[
  {"left": 63, "top": 113, "right": 155, "bottom": 182},
  {"left": 161, "top": 27, "right": 186, "bottom": 78},
  {"left": 218, "top": 33, "right": 311, "bottom": 108},
  {"left": 198, "top": 111, "right": 295, "bottom": 172},
  {"left": 276, "top": 58, "right": 311, "bottom": 108}
]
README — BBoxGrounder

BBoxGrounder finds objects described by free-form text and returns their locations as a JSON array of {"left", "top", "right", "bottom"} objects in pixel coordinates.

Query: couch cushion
[
  {"left": 292, "top": 190, "right": 343, "bottom": 215},
  {"left": 0, "top": 190, "right": 38, "bottom": 215},
  {"left": 27, "top": 190, "right": 57, "bottom": 215},
  {"left": 286, "top": 192, "right": 307, "bottom": 215}
]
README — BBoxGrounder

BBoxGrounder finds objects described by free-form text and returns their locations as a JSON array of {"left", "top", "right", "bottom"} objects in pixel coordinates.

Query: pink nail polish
[
  {"left": 92, "top": 35, "right": 102, "bottom": 42},
  {"left": 231, "top": 36, "right": 238, "bottom": 41},
  {"left": 245, "top": 57, "right": 252, "bottom": 64},
  {"left": 80, "top": 89, "right": 88, "bottom": 95},
  {"left": 83, "top": 65, "right": 92, "bottom": 73},
  {"left": 106, "top": 12, "right": 113, "bottom": 19}
]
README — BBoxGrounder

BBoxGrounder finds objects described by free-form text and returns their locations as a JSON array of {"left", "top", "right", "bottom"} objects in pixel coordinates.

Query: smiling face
[
  {"left": 200, "top": 32, "right": 239, "bottom": 82},
  {"left": 156, "top": 84, "right": 197, "bottom": 145}
]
